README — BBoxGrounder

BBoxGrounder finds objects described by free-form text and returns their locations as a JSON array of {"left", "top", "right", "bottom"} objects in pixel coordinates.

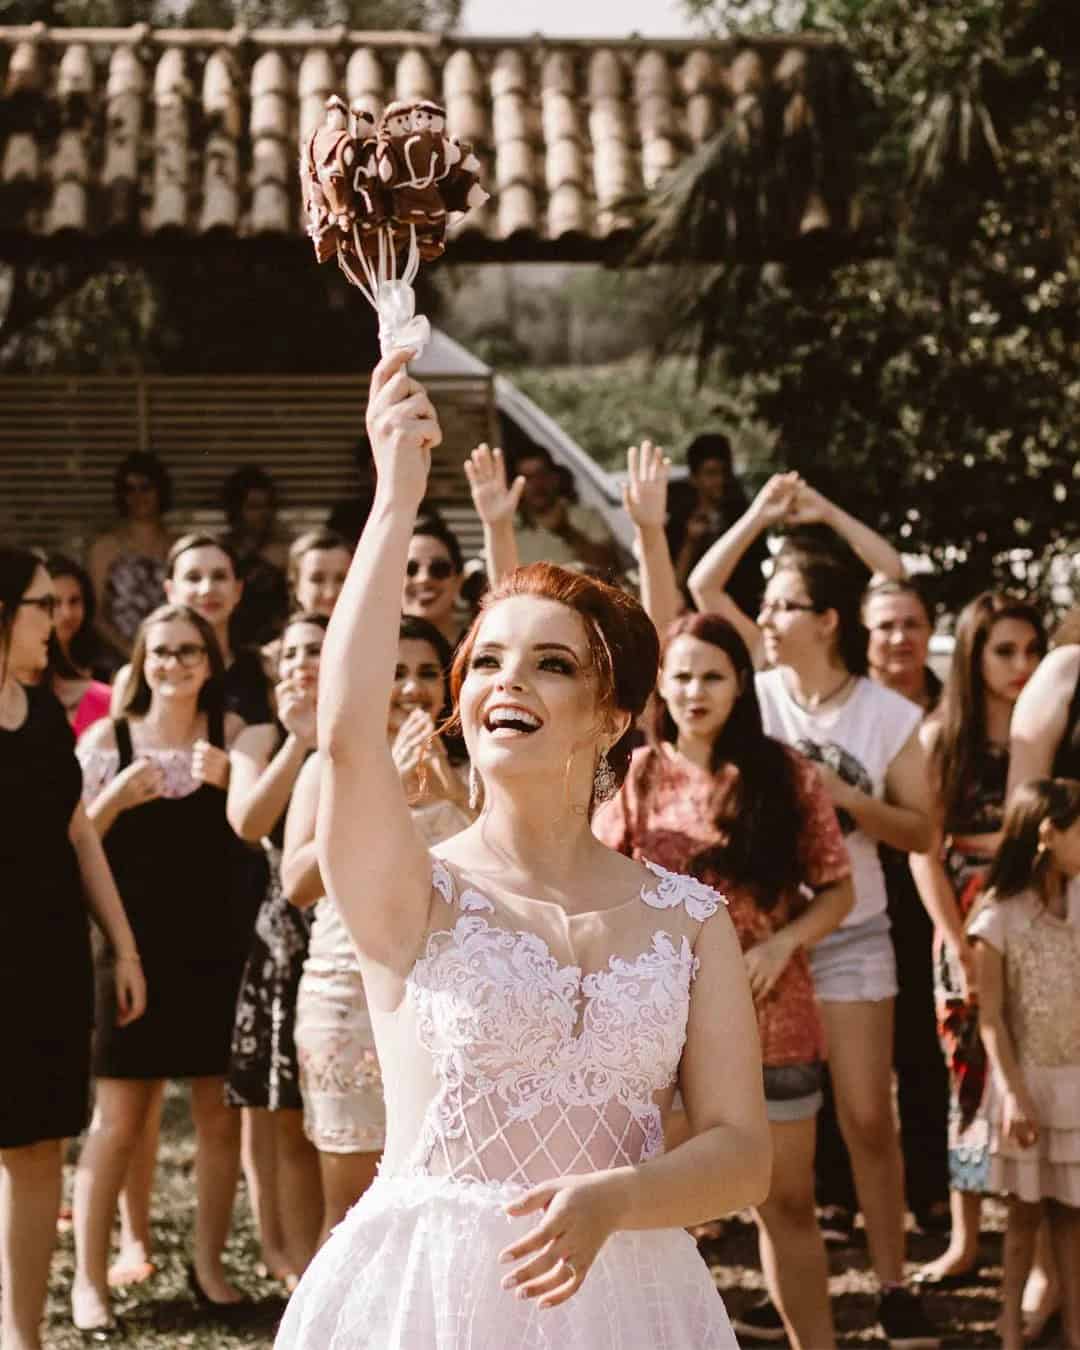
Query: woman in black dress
[
  {"left": 73, "top": 603, "right": 247, "bottom": 1330},
  {"left": 225, "top": 613, "right": 327, "bottom": 1283},
  {"left": 107, "top": 532, "right": 274, "bottom": 1288},
  {"left": 0, "top": 546, "right": 144, "bottom": 1347}
]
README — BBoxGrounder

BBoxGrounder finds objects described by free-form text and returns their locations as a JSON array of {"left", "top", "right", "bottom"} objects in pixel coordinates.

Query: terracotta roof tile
[{"left": 0, "top": 26, "right": 855, "bottom": 260}]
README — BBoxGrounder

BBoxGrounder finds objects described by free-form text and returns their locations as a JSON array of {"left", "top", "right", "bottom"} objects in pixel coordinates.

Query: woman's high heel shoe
[{"left": 186, "top": 1263, "right": 254, "bottom": 1318}]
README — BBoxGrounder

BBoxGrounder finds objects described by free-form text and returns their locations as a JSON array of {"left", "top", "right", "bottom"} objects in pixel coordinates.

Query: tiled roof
[{"left": 0, "top": 25, "right": 855, "bottom": 262}]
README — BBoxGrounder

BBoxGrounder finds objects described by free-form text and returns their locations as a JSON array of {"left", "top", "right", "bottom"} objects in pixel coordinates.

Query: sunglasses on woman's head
[{"left": 406, "top": 558, "right": 455, "bottom": 580}]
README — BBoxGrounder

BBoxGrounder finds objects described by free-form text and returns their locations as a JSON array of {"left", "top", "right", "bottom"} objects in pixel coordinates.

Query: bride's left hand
[{"left": 498, "top": 1172, "right": 630, "bottom": 1309}]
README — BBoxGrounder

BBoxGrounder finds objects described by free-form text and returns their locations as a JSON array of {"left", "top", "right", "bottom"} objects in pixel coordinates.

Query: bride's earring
[
  {"left": 593, "top": 751, "right": 616, "bottom": 804},
  {"left": 468, "top": 763, "right": 481, "bottom": 810}
]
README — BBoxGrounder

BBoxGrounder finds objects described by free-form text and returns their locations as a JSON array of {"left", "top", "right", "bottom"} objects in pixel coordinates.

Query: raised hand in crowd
[
  {"left": 689, "top": 468, "right": 905, "bottom": 624},
  {"left": 465, "top": 443, "right": 525, "bottom": 526},
  {"left": 750, "top": 472, "right": 804, "bottom": 529},
  {"left": 786, "top": 480, "right": 905, "bottom": 580},
  {"left": 465, "top": 442, "right": 523, "bottom": 585},
  {"left": 622, "top": 440, "right": 670, "bottom": 533},
  {"left": 623, "top": 441, "right": 680, "bottom": 637}
]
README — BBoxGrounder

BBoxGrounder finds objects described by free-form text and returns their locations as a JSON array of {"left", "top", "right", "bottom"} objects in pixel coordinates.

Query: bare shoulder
[
  {"left": 231, "top": 720, "right": 279, "bottom": 758},
  {"left": 222, "top": 711, "right": 247, "bottom": 749},
  {"left": 88, "top": 528, "right": 121, "bottom": 561},
  {"left": 78, "top": 717, "right": 118, "bottom": 753},
  {"left": 918, "top": 713, "right": 943, "bottom": 753}
]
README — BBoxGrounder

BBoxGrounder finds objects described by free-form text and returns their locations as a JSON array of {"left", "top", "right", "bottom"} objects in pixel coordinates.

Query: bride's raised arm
[{"left": 317, "top": 348, "right": 444, "bottom": 975}]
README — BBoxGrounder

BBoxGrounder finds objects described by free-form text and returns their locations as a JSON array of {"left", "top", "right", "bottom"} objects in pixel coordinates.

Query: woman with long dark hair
[
  {"left": 73, "top": 604, "right": 249, "bottom": 1330},
  {"left": 284, "top": 614, "right": 472, "bottom": 1250},
  {"left": 275, "top": 350, "right": 769, "bottom": 1348},
  {"left": 225, "top": 613, "right": 329, "bottom": 1284},
  {"left": 401, "top": 516, "right": 467, "bottom": 645},
  {"left": 41, "top": 555, "right": 113, "bottom": 733},
  {"left": 910, "top": 593, "right": 1044, "bottom": 1283},
  {"left": 602, "top": 447, "right": 853, "bottom": 1348},
  {"left": 0, "top": 546, "right": 145, "bottom": 1348}
]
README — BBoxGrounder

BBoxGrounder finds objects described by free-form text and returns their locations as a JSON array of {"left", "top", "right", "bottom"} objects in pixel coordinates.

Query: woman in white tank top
[{"left": 688, "top": 475, "right": 939, "bottom": 1346}]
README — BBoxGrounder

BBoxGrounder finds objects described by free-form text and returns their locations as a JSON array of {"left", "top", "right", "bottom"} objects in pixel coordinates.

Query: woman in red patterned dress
[{"left": 595, "top": 609, "right": 853, "bottom": 1350}]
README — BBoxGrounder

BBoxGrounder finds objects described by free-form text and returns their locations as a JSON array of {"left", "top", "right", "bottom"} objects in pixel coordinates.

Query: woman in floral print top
[{"left": 595, "top": 611, "right": 853, "bottom": 1350}]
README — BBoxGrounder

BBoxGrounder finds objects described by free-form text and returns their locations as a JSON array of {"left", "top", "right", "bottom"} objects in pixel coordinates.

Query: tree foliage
[{"left": 648, "top": 0, "right": 1080, "bottom": 609}]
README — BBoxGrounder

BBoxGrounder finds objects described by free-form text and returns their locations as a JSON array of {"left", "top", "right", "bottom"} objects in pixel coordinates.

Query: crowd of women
[{"left": 1, "top": 363, "right": 1078, "bottom": 1350}]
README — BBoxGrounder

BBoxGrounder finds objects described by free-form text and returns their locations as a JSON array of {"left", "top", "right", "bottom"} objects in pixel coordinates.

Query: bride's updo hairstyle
[{"left": 449, "top": 563, "right": 659, "bottom": 792}]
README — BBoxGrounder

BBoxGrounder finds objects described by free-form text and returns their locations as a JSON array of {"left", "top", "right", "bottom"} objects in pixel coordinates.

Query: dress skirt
[
  {"left": 227, "top": 844, "right": 312, "bottom": 1111},
  {"left": 275, "top": 1174, "right": 737, "bottom": 1349},
  {"left": 94, "top": 951, "right": 246, "bottom": 1080}
]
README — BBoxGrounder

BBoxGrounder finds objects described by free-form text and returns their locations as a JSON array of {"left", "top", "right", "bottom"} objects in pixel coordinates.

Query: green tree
[{"left": 642, "top": 0, "right": 1079, "bottom": 609}]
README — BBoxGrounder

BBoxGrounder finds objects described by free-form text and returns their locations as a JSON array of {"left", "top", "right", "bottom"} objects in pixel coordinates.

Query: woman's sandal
[{"left": 107, "top": 1258, "right": 157, "bottom": 1288}]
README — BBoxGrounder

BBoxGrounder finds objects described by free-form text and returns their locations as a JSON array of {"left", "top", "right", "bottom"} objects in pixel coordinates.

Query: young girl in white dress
[
  {"left": 274, "top": 349, "right": 770, "bottom": 1349},
  {"left": 969, "top": 778, "right": 1080, "bottom": 1350}
]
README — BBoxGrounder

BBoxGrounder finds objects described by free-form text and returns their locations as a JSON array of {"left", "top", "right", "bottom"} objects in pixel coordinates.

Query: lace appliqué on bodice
[{"left": 405, "top": 861, "right": 723, "bottom": 1187}]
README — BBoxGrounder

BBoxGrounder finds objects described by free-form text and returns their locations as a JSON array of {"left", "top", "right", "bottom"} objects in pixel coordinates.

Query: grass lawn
[{"left": 42, "top": 1084, "right": 1011, "bottom": 1347}]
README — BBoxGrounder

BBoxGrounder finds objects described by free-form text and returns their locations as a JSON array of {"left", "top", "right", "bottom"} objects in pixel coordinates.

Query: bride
[{"left": 275, "top": 350, "right": 770, "bottom": 1349}]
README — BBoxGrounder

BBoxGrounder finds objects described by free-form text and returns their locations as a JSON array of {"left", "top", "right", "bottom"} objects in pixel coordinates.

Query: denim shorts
[
  {"left": 763, "top": 1062, "right": 823, "bottom": 1122},
  {"left": 809, "top": 911, "right": 898, "bottom": 1004}
]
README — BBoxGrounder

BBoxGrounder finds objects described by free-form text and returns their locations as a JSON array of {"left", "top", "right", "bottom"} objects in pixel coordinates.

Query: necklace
[{"left": 784, "top": 670, "right": 856, "bottom": 714}]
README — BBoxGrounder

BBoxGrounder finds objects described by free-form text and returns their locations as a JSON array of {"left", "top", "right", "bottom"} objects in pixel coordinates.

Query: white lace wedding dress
[{"left": 275, "top": 856, "right": 739, "bottom": 1349}]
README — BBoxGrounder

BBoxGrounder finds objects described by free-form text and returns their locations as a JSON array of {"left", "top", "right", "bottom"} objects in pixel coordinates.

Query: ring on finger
[{"left": 559, "top": 1257, "right": 576, "bottom": 1281}]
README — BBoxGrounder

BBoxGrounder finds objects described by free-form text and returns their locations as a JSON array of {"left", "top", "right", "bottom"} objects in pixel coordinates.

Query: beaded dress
[
  {"left": 969, "top": 885, "right": 1080, "bottom": 1206},
  {"left": 276, "top": 856, "right": 738, "bottom": 1349}
]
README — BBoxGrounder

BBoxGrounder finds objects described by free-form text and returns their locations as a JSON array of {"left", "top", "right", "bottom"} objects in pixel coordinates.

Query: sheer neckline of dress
[{"left": 433, "top": 856, "right": 722, "bottom": 925}]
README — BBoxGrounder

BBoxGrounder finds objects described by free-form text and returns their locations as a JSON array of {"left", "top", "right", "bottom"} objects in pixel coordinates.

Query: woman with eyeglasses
[
  {"left": 224, "top": 613, "right": 329, "bottom": 1286},
  {"left": 689, "top": 478, "right": 938, "bottom": 1348},
  {"left": 0, "top": 547, "right": 145, "bottom": 1350},
  {"left": 401, "top": 517, "right": 466, "bottom": 645},
  {"left": 88, "top": 452, "right": 174, "bottom": 669},
  {"left": 106, "top": 533, "right": 277, "bottom": 1288},
  {"left": 8, "top": 556, "right": 113, "bottom": 736},
  {"left": 283, "top": 614, "right": 473, "bottom": 1251},
  {"left": 72, "top": 604, "right": 250, "bottom": 1333}
]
